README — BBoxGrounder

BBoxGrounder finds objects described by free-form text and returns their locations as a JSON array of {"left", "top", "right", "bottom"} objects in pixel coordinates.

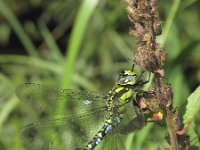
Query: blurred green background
[{"left": 0, "top": 0, "right": 200, "bottom": 149}]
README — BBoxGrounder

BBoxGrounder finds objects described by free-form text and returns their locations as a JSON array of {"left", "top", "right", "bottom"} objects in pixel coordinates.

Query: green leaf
[
  {"left": 187, "top": 122, "right": 200, "bottom": 148},
  {"left": 183, "top": 86, "right": 200, "bottom": 124}
]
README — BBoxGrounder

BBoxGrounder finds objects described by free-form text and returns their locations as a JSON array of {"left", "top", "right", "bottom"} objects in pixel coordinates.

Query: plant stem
[{"left": 165, "top": 108, "right": 179, "bottom": 150}]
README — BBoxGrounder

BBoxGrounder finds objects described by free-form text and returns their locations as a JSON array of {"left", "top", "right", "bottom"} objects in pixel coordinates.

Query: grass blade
[
  {"left": 0, "top": 1, "right": 37, "bottom": 56},
  {"left": 62, "top": 0, "right": 99, "bottom": 88}
]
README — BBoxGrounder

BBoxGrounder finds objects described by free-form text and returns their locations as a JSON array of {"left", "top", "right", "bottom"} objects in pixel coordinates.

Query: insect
[{"left": 16, "top": 69, "right": 150, "bottom": 150}]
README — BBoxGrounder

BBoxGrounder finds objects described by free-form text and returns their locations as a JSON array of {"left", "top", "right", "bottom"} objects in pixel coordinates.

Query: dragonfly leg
[{"left": 137, "top": 71, "right": 151, "bottom": 86}]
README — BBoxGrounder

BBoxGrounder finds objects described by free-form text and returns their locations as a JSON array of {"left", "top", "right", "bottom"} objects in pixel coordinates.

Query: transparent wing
[
  {"left": 21, "top": 109, "right": 108, "bottom": 150},
  {"left": 116, "top": 104, "right": 145, "bottom": 134},
  {"left": 16, "top": 83, "right": 145, "bottom": 149},
  {"left": 16, "top": 83, "right": 108, "bottom": 149},
  {"left": 97, "top": 102, "right": 145, "bottom": 150},
  {"left": 15, "top": 83, "right": 106, "bottom": 116},
  {"left": 101, "top": 134, "right": 126, "bottom": 150}
]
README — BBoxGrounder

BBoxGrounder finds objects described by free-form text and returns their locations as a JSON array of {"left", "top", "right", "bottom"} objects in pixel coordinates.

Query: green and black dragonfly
[{"left": 16, "top": 70, "right": 150, "bottom": 150}]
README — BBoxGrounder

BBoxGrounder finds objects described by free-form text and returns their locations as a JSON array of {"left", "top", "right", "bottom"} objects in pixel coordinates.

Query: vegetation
[{"left": 0, "top": 0, "right": 199, "bottom": 149}]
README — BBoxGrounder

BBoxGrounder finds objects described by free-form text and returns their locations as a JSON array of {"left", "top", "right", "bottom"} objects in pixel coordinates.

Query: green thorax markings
[{"left": 105, "top": 70, "right": 138, "bottom": 112}]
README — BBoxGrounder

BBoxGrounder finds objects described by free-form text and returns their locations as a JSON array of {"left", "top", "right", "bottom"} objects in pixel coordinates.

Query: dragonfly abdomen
[{"left": 84, "top": 115, "right": 122, "bottom": 150}]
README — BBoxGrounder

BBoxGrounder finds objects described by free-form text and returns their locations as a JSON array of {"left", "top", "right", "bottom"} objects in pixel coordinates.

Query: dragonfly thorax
[{"left": 105, "top": 70, "right": 138, "bottom": 111}]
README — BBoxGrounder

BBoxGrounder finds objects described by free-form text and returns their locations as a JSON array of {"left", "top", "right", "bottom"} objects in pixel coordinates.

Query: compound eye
[
  {"left": 117, "top": 76, "right": 135, "bottom": 85},
  {"left": 118, "top": 77, "right": 125, "bottom": 83},
  {"left": 116, "top": 75, "right": 121, "bottom": 82},
  {"left": 123, "top": 76, "right": 134, "bottom": 83}
]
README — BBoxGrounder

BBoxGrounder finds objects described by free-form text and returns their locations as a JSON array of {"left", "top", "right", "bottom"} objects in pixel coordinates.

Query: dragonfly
[{"left": 15, "top": 70, "right": 150, "bottom": 150}]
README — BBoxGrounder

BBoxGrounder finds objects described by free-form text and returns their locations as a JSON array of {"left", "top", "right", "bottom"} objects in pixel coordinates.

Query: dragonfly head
[{"left": 116, "top": 70, "right": 137, "bottom": 86}]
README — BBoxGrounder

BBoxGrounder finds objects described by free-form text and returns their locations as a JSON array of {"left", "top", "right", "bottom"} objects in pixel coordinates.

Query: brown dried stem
[{"left": 123, "top": 0, "right": 189, "bottom": 149}]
